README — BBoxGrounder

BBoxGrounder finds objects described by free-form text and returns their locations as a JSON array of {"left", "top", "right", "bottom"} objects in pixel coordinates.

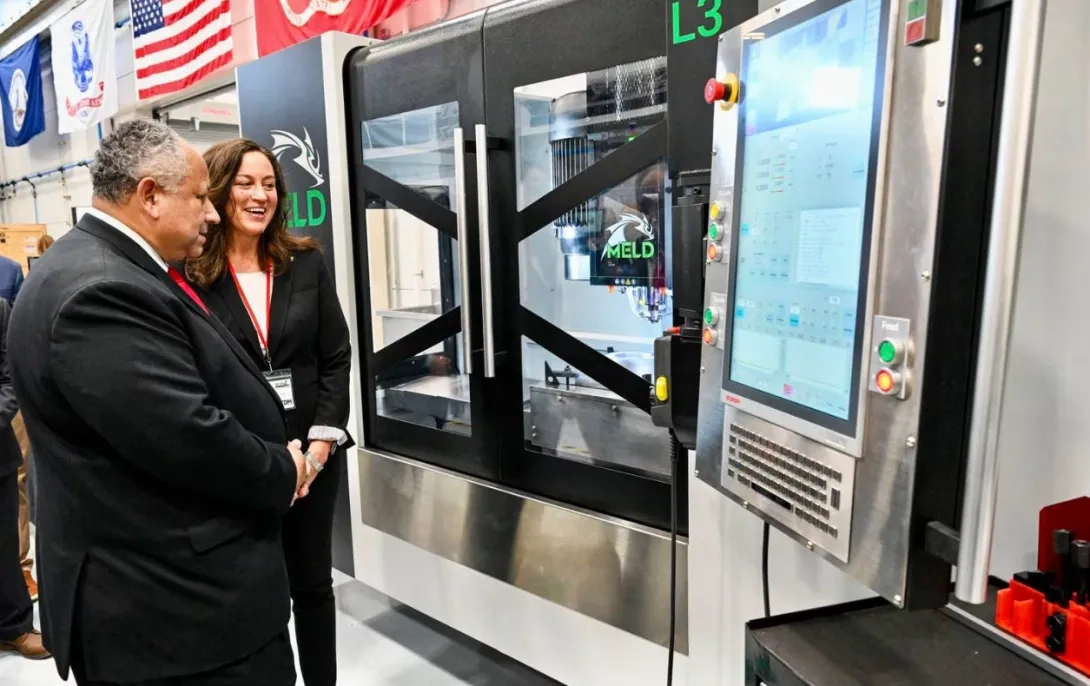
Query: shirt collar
[{"left": 86, "top": 207, "right": 168, "bottom": 272}]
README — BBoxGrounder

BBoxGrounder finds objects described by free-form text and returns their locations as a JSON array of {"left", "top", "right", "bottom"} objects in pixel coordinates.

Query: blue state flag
[{"left": 0, "top": 37, "right": 45, "bottom": 147}]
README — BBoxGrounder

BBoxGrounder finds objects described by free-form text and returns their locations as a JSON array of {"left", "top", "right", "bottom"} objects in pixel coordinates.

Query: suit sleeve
[
  {"left": 311, "top": 255, "right": 352, "bottom": 434},
  {"left": 0, "top": 300, "right": 19, "bottom": 431},
  {"left": 11, "top": 268, "right": 23, "bottom": 303},
  {"left": 49, "top": 280, "right": 297, "bottom": 515}
]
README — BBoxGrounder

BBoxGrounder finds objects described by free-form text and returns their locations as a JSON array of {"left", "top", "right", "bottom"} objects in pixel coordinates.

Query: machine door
[
  {"left": 482, "top": 0, "right": 679, "bottom": 529},
  {"left": 346, "top": 14, "right": 496, "bottom": 479}
]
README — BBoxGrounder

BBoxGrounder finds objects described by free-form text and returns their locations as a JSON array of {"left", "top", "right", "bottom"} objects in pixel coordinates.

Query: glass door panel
[
  {"left": 360, "top": 103, "right": 472, "bottom": 437},
  {"left": 346, "top": 15, "right": 492, "bottom": 478},
  {"left": 483, "top": 0, "right": 677, "bottom": 528}
]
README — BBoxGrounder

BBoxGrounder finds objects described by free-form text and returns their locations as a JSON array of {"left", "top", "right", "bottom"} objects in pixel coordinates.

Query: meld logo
[
  {"left": 601, "top": 213, "right": 656, "bottom": 260},
  {"left": 271, "top": 127, "right": 327, "bottom": 229}
]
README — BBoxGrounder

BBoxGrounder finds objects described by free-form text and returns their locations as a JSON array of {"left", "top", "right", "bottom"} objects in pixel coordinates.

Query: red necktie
[{"left": 167, "top": 267, "right": 209, "bottom": 315}]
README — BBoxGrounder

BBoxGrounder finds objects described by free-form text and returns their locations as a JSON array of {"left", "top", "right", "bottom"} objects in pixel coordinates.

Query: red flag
[{"left": 255, "top": 0, "right": 416, "bottom": 56}]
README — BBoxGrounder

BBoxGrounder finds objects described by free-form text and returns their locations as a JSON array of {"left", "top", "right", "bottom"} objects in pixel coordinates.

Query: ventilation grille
[{"left": 726, "top": 424, "right": 843, "bottom": 539}]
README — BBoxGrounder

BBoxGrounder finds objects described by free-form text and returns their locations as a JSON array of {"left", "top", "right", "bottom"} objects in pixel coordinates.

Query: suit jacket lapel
[
  {"left": 210, "top": 277, "right": 266, "bottom": 365},
  {"left": 76, "top": 217, "right": 280, "bottom": 406},
  {"left": 268, "top": 261, "right": 292, "bottom": 362}
]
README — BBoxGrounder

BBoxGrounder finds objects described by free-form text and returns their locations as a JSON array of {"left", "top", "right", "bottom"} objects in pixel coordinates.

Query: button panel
[{"left": 868, "top": 316, "right": 912, "bottom": 399}]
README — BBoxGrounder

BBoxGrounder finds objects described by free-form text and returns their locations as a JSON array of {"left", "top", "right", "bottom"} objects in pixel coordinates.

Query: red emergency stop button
[
  {"left": 705, "top": 79, "right": 727, "bottom": 104},
  {"left": 705, "top": 73, "right": 740, "bottom": 108}
]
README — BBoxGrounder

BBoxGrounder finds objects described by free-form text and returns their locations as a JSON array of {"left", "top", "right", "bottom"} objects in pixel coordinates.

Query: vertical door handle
[
  {"left": 475, "top": 124, "right": 497, "bottom": 379},
  {"left": 453, "top": 127, "right": 473, "bottom": 375}
]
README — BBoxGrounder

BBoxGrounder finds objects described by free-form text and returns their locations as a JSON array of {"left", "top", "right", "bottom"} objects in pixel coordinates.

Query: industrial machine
[
  {"left": 695, "top": 0, "right": 1010, "bottom": 610},
  {"left": 340, "top": 1, "right": 732, "bottom": 680}
]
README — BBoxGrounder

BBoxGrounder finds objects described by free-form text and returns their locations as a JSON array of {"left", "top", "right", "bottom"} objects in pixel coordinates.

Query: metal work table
[{"left": 745, "top": 587, "right": 1073, "bottom": 686}]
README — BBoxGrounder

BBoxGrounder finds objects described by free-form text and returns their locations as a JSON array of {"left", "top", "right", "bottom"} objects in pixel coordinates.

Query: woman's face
[{"left": 226, "top": 151, "right": 278, "bottom": 238}]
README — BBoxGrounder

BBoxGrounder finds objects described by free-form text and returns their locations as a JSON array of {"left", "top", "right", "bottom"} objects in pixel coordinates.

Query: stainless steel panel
[
  {"left": 357, "top": 447, "right": 688, "bottom": 652},
  {"left": 528, "top": 384, "right": 672, "bottom": 479},
  {"left": 454, "top": 126, "right": 474, "bottom": 375},
  {"left": 474, "top": 123, "right": 497, "bottom": 378},
  {"left": 696, "top": 0, "right": 961, "bottom": 606},
  {"left": 720, "top": 414, "right": 856, "bottom": 562}
]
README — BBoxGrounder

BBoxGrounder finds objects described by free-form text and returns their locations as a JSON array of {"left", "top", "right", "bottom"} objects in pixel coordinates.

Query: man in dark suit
[
  {"left": 0, "top": 296, "right": 48, "bottom": 660},
  {"left": 8, "top": 120, "right": 311, "bottom": 685},
  {"left": 0, "top": 254, "right": 24, "bottom": 304}
]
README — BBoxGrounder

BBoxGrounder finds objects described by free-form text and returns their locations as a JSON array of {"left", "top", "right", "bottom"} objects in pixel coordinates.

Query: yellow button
[
  {"left": 710, "top": 202, "right": 723, "bottom": 220},
  {"left": 655, "top": 376, "right": 669, "bottom": 402}
]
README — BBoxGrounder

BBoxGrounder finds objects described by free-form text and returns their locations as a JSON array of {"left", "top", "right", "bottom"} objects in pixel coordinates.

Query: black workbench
[{"left": 745, "top": 594, "right": 1070, "bottom": 685}]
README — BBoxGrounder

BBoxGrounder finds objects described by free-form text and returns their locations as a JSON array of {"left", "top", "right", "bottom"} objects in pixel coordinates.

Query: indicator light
[
  {"left": 874, "top": 368, "right": 900, "bottom": 395},
  {"left": 655, "top": 376, "right": 669, "bottom": 402},
  {"left": 709, "top": 222, "right": 722, "bottom": 241},
  {"left": 703, "top": 328, "right": 718, "bottom": 345},
  {"left": 707, "top": 243, "right": 723, "bottom": 262},
  {"left": 704, "top": 307, "right": 720, "bottom": 326},
  {"left": 710, "top": 202, "right": 723, "bottom": 220},
  {"left": 877, "top": 339, "right": 904, "bottom": 364}
]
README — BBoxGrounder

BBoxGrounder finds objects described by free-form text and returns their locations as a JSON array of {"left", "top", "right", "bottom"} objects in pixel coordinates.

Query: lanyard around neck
[{"left": 228, "top": 261, "right": 272, "bottom": 366}]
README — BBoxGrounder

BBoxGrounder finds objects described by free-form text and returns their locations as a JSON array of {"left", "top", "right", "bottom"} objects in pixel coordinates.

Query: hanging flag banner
[
  {"left": 130, "top": 0, "right": 234, "bottom": 102},
  {"left": 50, "top": 0, "right": 117, "bottom": 134},
  {"left": 0, "top": 36, "right": 45, "bottom": 147},
  {"left": 255, "top": 0, "right": 415, "bottom": 57}
]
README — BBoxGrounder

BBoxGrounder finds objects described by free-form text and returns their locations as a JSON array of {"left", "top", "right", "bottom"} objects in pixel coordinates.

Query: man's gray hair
[{"left": 90, "top": 120, "right": 189, "bottom": 204}]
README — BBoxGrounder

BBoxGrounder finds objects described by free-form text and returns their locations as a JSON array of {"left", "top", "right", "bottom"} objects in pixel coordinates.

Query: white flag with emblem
[{"left": 50, "top": 0, "right": 117, "bottom": 134}]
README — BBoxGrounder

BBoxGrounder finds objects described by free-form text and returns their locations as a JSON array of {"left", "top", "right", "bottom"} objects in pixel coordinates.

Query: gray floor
[{"left": 2, "top": 537, "right": 561, "bottom": 685}]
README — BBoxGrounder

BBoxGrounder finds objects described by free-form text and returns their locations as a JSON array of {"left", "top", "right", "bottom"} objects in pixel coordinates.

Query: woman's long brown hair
[{"left": 186, "top": 138, "right": 317, "bottom": 288}]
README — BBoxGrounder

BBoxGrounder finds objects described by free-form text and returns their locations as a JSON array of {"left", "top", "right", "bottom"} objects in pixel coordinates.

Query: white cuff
[{"left": 308, "top": 425, "right": 347, "bottom": 445}]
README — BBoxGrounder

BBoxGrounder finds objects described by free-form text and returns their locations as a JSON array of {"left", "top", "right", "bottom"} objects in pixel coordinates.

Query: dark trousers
[
  {"left": 284, "top": 450, "right": 342, "bottom": 686},
  {"left": 0, "top": 469, "right": 33, "bottom": 641},
  {"left": 72, "top": 630, "right": 296, "bottom": 686}
]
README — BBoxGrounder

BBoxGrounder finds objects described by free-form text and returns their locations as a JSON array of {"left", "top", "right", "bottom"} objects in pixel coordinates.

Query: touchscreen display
[{"left": 727, "top": 0, "right": 884, "bottom": 422}]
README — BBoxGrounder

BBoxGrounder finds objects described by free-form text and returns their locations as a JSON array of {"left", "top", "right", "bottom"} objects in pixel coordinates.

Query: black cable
[
  {"left": 666, "top": 431, "right": 680, "bottom": 686},
  {"left": 761, "top": 521, "right": 771, "bottom": 618}
]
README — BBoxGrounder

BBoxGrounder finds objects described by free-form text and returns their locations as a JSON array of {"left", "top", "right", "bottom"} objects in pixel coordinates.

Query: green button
[
  {"left": 705, "top": 309, "right": 714, "bottom": 324},
  {"left": 878, "top": 340, "right": 897, "bottom": 363},
  {"left": 709, "top": 222, "right": 721, "bottom": 241}
]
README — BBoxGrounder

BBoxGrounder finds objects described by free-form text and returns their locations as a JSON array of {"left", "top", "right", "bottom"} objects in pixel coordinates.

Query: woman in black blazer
[{"left": 186, "top": 139, "right": 352, "bottom": 686}]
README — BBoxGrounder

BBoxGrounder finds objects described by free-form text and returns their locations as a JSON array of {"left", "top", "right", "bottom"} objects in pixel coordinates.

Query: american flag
[{"left": 130, "top": 0, "right": 233, "bottom": 101}]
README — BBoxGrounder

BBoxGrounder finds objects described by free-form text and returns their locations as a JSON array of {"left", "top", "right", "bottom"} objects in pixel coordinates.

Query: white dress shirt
[{"left": 86, "top": 207, "right": 168, "bottom": 272}]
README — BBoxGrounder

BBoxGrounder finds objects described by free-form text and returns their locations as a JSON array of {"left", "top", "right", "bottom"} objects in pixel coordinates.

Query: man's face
[{"left": 153, "top": 147, "right": 220, "bottom": 261}]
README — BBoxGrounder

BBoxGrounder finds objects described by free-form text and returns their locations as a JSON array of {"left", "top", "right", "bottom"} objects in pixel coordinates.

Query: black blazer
[
  {"left": 0, "top": 299, "right": 21, "bottom": 477},
  {"left": 7, "top": 215, "right": 299, "bottom": 682},
  {"left": 196, "top": 248, "right": 353, "bottom": 450}
]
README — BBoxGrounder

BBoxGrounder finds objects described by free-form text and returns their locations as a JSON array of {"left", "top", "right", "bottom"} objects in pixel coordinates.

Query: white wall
[
  {"left": 990, "top": 0, "right": 1090, "bottom": 579},
  {"left": 0, "top": 0, "right": 258, "bottom": 234}
]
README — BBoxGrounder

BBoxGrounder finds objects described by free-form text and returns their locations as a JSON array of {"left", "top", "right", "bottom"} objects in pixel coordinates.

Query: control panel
[{"left": 692, "top": 0, "right": 967, "bottom": 608}]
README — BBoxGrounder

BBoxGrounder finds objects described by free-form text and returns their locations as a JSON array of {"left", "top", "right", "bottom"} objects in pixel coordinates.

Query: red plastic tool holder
[{"left": 996, "top": 580, "right": 1090, "bottom": 676}]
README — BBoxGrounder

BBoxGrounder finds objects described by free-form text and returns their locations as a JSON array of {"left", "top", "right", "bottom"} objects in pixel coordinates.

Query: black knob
[
  {"left": 1054, "top": 529, "right": 1074, "bottom": 555},
  {"left": 1045, "top": 634, "right": 1066, "bottom": 654},
  {"left": 1073, "top": 540, "right": 1090, "bottom": 569},
  {"left": 1047, "top": 612, "right": 1067, "bottom": 633}
]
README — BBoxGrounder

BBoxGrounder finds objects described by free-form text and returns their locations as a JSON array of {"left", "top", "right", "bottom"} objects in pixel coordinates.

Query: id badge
[{"left": 264, "top": 369, "right": 296, "bottom": 410}]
